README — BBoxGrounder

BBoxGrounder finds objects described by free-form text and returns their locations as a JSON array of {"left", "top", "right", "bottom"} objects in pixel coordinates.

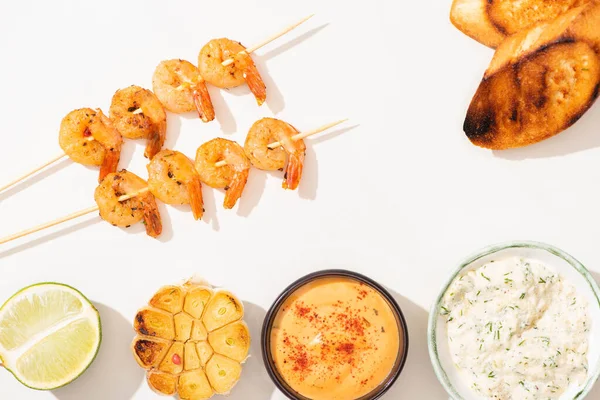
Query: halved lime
[{"left": 0, "top": 283, "right": 101, "bottom": 390}]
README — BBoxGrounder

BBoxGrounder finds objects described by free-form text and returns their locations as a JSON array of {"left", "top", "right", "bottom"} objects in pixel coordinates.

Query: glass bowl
[{"left": 428, "top": 241, "right": 600, "bottom": 399}]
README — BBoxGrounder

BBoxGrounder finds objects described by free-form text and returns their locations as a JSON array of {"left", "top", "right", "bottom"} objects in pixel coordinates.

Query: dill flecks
[{"left": 485, "top": 322, "right": 493, "bottom": 332}]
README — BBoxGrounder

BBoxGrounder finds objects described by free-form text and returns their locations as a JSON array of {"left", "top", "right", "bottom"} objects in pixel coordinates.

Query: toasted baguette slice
[
  {"left": 464, "top": 1, "right": 600, "bottom": 149},
  {"left": 451, "top": 0, "right": 591, "bottom": 48},
  {"left": 450, "top": 0, "right": 506, "bottom": 48}
]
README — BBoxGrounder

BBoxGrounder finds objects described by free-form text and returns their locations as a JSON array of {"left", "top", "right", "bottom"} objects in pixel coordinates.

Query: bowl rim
[
  {"left": 427, "top": 240, "right": 600, "bottom": 400},
  {"left": 261, "top": 269, "right": 410, "bottom": 400}
]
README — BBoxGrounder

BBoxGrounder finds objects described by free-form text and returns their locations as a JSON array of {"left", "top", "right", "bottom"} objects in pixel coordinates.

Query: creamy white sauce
[{"left": 441, "top": 257, "right": 590, "bottom": 399}]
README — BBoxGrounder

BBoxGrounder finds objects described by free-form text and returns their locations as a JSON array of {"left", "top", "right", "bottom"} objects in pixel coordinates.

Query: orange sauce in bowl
[{"left": 270, "top": 277, "right": 401, "bottom": 400}]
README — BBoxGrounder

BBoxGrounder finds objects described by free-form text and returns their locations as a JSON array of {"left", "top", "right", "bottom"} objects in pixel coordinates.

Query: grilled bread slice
[
  {"left": 451, "top": 0, "right": 591, "bottom": 48},
  {"left": 464, "top": 1, "right": 600, "bottom": 149}
]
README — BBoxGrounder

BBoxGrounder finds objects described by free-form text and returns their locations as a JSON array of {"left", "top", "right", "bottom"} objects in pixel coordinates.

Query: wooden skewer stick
[
  {"left": 0, "top": 205, "right": 99, "bottom": 245},
  {"left": 0, "top": 187, "right": 150, "bottom": 245},
  {"left": 214, "top": 118, "right": 348, "bottom": 167},
  {"left": 0, "top": 136, "right": 100, "bottom": 194},
  {"left": 221, "top": 14, "right": 314, "bottom": 67},
  {"left": 268, "top": 119, "right": 348, "bottom": 148},
  {"left": 119, "top": 187, "right": 149, "bottom": 201},
  {"left": 175, "top": 81, "right": 198, "bottom": 91},
  {"left": 0, "top": 153, "right": 68, "bottom": 193}
]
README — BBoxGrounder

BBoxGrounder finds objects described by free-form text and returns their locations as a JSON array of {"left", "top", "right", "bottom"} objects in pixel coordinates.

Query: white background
[{"left": 0, "top": 0, "right": 599, "bottom": 399}]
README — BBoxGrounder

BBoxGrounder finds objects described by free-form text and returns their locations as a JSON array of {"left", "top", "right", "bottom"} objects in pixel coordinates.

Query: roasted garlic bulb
[{"left": 132, "top": 280, "right": 249, "bottom": 399}]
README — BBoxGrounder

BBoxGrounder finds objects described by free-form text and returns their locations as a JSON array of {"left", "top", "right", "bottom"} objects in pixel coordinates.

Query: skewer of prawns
[
  {"left": 0, "top": 15, "right": 314, "bottom": 194},
  {"left": 0, "top": 118, "right": 347, "bottom": 245},
  {"left": 153, "top": 15, "right": 315, "bottom": 120},
  {"left": 197, "top": 14, "right": 314, "bottom": 107}
]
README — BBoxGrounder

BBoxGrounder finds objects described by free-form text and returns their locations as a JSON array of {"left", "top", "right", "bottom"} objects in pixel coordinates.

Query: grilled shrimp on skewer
[
  {"left": 109, "top": 85, "right": 167, "bottom": 159},
  {"left": 94, "top": 170, "right": 162, "bottom": 237},
  {"left": 152, "top": 59, "right": 215, "bottom": 123},
  {"left": 244, "top": 117, "right": 305, "bottom": 190},
  {"left": 195, "top": 138, "right": 250, "bottom": 209},
  {"left": 147, "top": 150, "right": 204, "bottom": 220},
  {"left": 198, "top": 38, "right": 266, "bottom": 106},
  {"left": 59, "top": 108, "right": 123, "bottom": 182}
]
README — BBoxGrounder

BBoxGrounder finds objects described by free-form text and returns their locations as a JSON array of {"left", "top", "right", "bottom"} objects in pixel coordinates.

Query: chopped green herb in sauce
[{"left": 442, "top": 256, "right": 590, "bottom": 399}]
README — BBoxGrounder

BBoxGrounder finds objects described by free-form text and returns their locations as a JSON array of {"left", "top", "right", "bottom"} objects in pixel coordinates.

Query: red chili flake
[
  {"left": 295, "top": 302, "right": 312, "bottom": 318},
  {"left": 172, "top": 354, "right": 181, "bottom": 365},
  {"left": 281, "top": 298, "right": 378, "bottom": 383},
  {"left": 310, "top": 312, "right": 319, "bottom": 323},
  {"left": 337, "top": 342, "right": 355, "bottom": 355},
  {"left": 83, "top": 127, "right": 92, "bottom": 137},
  {"left": 291, "top": 348, "right": 310, "bottom": 373}
]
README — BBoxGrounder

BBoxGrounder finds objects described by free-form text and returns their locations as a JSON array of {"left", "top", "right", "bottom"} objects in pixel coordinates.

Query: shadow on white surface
[
  {"left": 237, "top": 169, "right": 267, "bottom": 217},
  {"left": 260, "top": 24, "right": 329, "bottom": 63},
  {"left": 52, "top": 303, "right": 143, "bottom": 400},
  {"left": 588, "top": 271, "right": 600, "bottom": 398},
  {"left": 206, "top": 24, "right": 329, "bottom": 121},
  {"left": 202, "top": 185, "right": 221, "bottom": 231},
  {"left": 492, "top": 100, "right": 600, "bottom": 160},
  {"left": 309, "top": 124, "right": 359, "bottom": 146},
  {"left": 228, "top": 301, "right": 276, "bottom": 399},
  {"left": 0, "top": 217, "right": 101, "bottom": 261},
  {"left": 164, "top": 111, "right": 185, "bottom": 149},
  {"left": 589, "top": 374, "right": 600, "bottom": 397},
  {"left": 156, "top": 201, "right": 174, "bottom": 242},
  {"left": 592, "top": 270, "right": 600, "bottom": 288},
  {"left": 255, "top": 60, "right": 285, "bottom": 116},
  {"left": 387, "top": 289, "right": 447, "bottom": 399},
  {"left": 299, "top": 143, "right": 318, "bottom": 200},
  {"left": 298, "top": 124, "right": 359, "bottom": 201},
  {"left": 209, "top": 86, "right": 238, "bottom": 135},
  {"left": 0, "top": 158, "right": 71, "bottom": 202},
  {"left": 118, "top": 139, "right": 139, "bottom": 171},
  {"left": 258, "top": 24, "right": 328, "bottom": 116}
]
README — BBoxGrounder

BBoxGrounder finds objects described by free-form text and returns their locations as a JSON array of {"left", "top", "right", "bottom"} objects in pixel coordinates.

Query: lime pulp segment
[{"left": 0, "top": 283, "right": 101, "bottom": 390}]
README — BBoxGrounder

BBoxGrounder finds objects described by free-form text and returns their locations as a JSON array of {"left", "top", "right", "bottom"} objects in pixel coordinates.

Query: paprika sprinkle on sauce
[{"left": 270, "top": 277, "right": 402, "bottom": 400}]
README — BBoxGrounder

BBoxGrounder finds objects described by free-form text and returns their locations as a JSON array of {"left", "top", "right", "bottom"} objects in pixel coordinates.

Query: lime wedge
[{"left": 0, "top": 283, "right": 101, "bottom": 390}]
